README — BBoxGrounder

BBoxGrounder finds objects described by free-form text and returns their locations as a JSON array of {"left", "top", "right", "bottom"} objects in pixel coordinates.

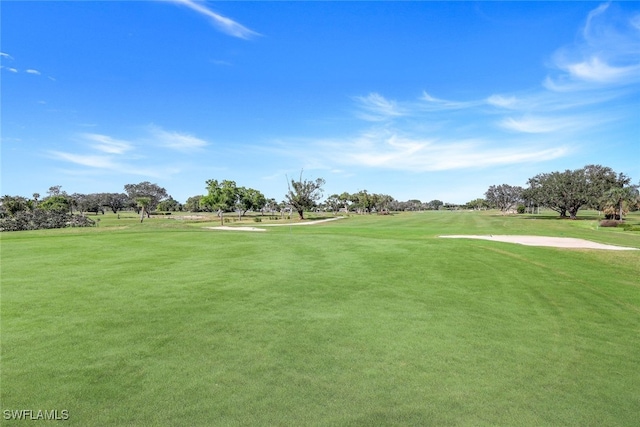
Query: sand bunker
[
  {"left": 205, "top": 217, "right": 344, "bottom": 232},
  {"left": 440, "top": 235, "right": 638, "bottom": 251},
  {"left": 207, "top": 226, "right": 266, "bottom": 232}
]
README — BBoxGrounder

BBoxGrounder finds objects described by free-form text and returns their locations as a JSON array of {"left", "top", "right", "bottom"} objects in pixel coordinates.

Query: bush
[
  {"left": 0, "top": 210, "right": 95, "bottom": 232},
  {"left": 599, "top": 219, "right": 622, "bottom": 228},
  {"left": 517, "top": 205, "right": 526, "bottom": 214},
  {"left": 253, "top": 217, "right": 262, "bottom": 222}
]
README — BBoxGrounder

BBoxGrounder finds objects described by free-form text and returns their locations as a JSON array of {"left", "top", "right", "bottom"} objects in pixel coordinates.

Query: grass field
[{"left": 1, "top": 210, "right": 639, "bottom": 426}]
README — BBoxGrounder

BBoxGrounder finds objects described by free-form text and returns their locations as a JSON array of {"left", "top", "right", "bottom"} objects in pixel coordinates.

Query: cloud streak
[
  {"left": 166, "top": 0, "right": 260, "bottom": 39},
  {"left": 148, "top": 125, "right": 208, "bottom": 151}
]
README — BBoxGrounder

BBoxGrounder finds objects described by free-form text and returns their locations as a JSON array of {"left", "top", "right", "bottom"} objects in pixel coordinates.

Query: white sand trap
[
  {"left": 205, "top": 226, "right": 266, "bottom": 232},
  {"left": 205, "top": 217, "right": 344, "bottom": 232},
  {"left": 259, "top": 217, "right": 344, "bottom": 227},
  {"left": 439, "top": 235, "right": 638, "bottom": 251}
]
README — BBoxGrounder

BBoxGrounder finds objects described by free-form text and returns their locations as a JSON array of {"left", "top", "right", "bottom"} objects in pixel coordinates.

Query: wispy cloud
[
  {"left": 148, "top": 125, "right": 208, "bottom": 151},
  {"left": 1, "top": 66, "right": 18, "bottom": 73},
  {"left": 49, "top": 151, "right": 120, "bottom": 170},
  {"left": 0, "top": 52, "right": 14, "bottom": 60},
  {"left": 48, "top": 126, "right": 206, "bottom": 178},
  {"left": 354, "top": 93, "right": 405, "bottom": 122},
  {"left": 82, "top": 133, "right": 133, "bottom": 154},
  {"left": 421, "top": 91, "right": 483, "bottom": 110},
  {"left": 166, "top": 0, "right": 260, "bottom": 39},
  {"left": 268, "top": 4, "right": 640, "bottom": 177},
  {"left": 26, "top": 69, "right": 41, "bottom": 75},
  {"left": 546, "top": 2, "right": 640, "bottom": 90}
]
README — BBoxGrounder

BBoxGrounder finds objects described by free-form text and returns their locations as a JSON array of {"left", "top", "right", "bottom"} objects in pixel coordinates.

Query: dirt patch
[{"left": 439, "top": 235, "right": 638, "bottom": 251}]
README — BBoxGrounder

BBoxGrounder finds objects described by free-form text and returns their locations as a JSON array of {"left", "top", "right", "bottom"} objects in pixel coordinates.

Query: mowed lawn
[{"left": 1, "top": 211, "right": 639, "bottom": 426}]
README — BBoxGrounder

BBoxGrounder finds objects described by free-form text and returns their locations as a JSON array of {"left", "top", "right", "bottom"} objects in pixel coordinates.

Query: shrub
[
  {"left": 517, "top": 205, "right": 526, "bottom": 214},
  {"left": 599, "top": 219, "right": 622, "bottom": 228},
  {"left": 253, "top": 217, "right": 262, "bottom": 222}
]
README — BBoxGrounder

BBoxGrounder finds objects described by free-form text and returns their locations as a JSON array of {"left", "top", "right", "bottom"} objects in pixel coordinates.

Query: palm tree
[
  {"left": 601, "top": 186, "right": 638, "bottom": 220},
  {"left": 136, "top": 197, "right": 151, "bottom": 223}
]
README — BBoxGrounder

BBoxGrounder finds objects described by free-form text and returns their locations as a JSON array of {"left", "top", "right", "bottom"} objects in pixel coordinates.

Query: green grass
[{"left": 1, "top": 211, "right": 639, "bottom": 425}]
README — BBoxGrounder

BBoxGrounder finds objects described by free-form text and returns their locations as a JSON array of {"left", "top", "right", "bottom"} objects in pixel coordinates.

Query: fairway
[{"left": 2, "top": 211, "right": 639, "bottom": 426}]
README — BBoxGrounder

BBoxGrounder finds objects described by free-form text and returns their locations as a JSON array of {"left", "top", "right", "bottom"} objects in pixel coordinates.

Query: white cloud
[
  {"left": 546, "top": 2, "right": 640, "bottom": 89},
  {"left": 49, "top": 151, "right": 119, "bottom": 169},
  {"left": 81, "top": 133, "right": 133, "bottom": 154},
  {"left": 26, "top": 69, "right": 41, "bottom": 75},
  {"left": 0, "top": 52, "right": 13, "bottom": 60},
  {"left": 498, "top": 115, "right": 587, "bottom": 134},
  {"left": 565, "top": 57, "right": 640, "bottom": 83},
  {"left": 486, "top": 94, "right": 518, "bottom": 108},
  {"left": 2, "top": 66, "right": 18, "bottom": 73},
  {"left": 354, "top": 93, "right": 404, "bottom": 121},
  {"left": 148, "top": 125, "right": 208, "bottom": 151},
  {"left": 167, "top": 0, "right": 260, "bottom": 39},
  {"left": 421, "top": 91, "right": 482, "bottom": 110}
]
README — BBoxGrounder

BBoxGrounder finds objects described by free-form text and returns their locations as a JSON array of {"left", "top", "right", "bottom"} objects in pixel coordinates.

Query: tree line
[
  {"left": 484, "top": 164, "right": 640, "bottom": 220},
  {"left": 2, "top": 164, "right": 638, "bottom": 231}
]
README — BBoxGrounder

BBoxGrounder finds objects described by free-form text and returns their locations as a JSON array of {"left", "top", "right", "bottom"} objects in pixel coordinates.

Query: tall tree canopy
[
  {"left": 485, "top": 184, "right": 523, "bottom": 213},
  {"left": 526, "top": 165, "right": 630, "bottom": 219},
  {"left": 200, "top": 179, "right": 238, "bottom": 225}
]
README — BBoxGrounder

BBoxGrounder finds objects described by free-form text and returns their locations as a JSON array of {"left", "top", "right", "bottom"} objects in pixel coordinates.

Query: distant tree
[
  {"left": 325, "top": 194, "right": 342, "bottom": 214},
  {"left": 427, "top": 200, "right": 444, "bottom": 210},
  {"left": 338, "top": 192, "right": 353, "bottom": 213},
  {"left": 201, "top": 179, "right": 238, "bottom": 225},
  {"left": 263, "top": 198, "right": 279, "bottom": 215},
  {"left": 101, "top": 193, "right": 128, "bottom": 214},
  {"left": 236, "top": 187, "right": 266, "bottom": 218},
  {"left": 351, "top": 190, "right": 375, "bottom": 214},
  {"left": 157, "top": 197, "right": 182, "bottom": 212},
  {"left": 485, "top": 184, "right": 523, "bottom": 213},
  {"left": 47, "top": 185, "right": 63, "bottom": 197},
  {"left": 72, "top": 193, "right": 103, "bottom": 215},
  {"left": 124, "top": 182, "right": 169, "bottom": 218},
  {"left": 285, "top": 171, "right": 325, "bottom": 220},
  {"left": 184, "top": 195, "right": 205, "bottom": 212},
  {"left": 374, "top": 194, "right": 394, "bottom": 213},
  {"left": 465, "top": 198, "right": 489, "bottom": 211}
]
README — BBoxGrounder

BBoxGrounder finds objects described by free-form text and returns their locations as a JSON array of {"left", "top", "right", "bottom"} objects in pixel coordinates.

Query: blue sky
[{"left": 2, "top": 1, "right": 639, "bottom": 204}]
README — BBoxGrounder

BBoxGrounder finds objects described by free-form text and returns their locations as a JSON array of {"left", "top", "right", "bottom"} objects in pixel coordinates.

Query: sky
[{"left": 2, "top": 1, "right": 639, "bottom": 204}]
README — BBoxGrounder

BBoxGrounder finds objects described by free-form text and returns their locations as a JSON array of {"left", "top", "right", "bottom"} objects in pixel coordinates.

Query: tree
[
  {"left": 465, "top": 198, "right": 489, "bottom": 211},
  {"left": 39, "top": 195, "right": 71, "bottom": 213},
  {"left": 101, "top": 193, "right": 128, "bottom": 214},
  {"left": 427, "top": 200, "right": 444, "bottom": 211},
  {"left": 236, "top": 187, "right": 266, "bottom": 218},
  {"left": 201, "top": 179, "right": 238, "bottom": 225},
  {"left": 285, "top": 172, "right": 325, "bottom": 220},
  {"left": 526, "top": 165, "right": 629, "bottom": 219},
  {"left": 157, "top": 197, "right": 182, "bottom": 212},
  {"left": 136, "top": 197, "right": 151, "bottom": 223},
  {"left": 352, "top": 190, "right": 375, "bottom": 214},
  {"left": 185, "top": 195, "right": 205, "bottom": 212},
  {"left": 338, "top": 192, "right": 353, "bottom": 213},
  {"left": 485, "top": 184, "right": 523, "bottom": 213},
  {"left": 325, "top": 194, "right": 342, "bottom": 214},
  {"left": 124, "top": 182, "right": 169, "bottom": 217},
  {"left": 601, "top": 185, "right": 639, "bottom": 220}
]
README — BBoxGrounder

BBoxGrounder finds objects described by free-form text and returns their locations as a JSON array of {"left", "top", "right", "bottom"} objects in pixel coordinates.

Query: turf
[{"left": 1, "top": 211, "right": 639, "bottom": 425}]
